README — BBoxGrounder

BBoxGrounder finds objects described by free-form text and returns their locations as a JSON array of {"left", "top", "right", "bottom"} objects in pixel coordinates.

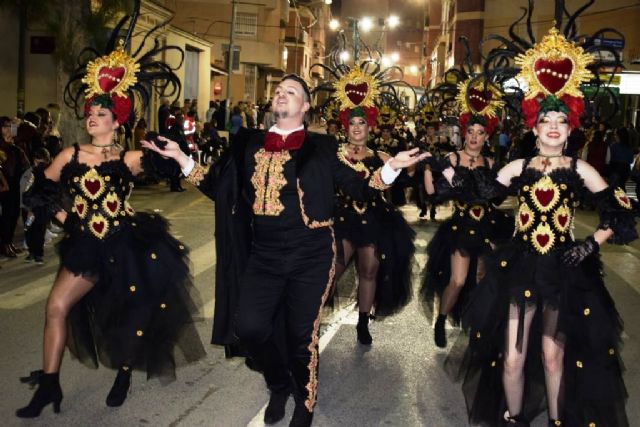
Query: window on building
[
  {"left": 222, "top": 45, "right": 241, "bottom": 72},
  {"left": 184, "top": 47, "right": 200, "bottom": 101},
  {"left": 235, "top": 13, "right": 257, "bottom": 39},
  {"left": 244, "top": 64, "right": 257, "bottom": 101}
]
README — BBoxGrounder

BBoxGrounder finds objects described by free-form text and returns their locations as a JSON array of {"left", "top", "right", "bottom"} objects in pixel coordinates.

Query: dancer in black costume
[
  {"left": 332, "top": 96, "right": 415, "bottom": 345},
  {"left": 423, "top": 75, "right": 512, "bottom": 348},
  {"left": 16, "top": 3, "right": 205, "bottom": 418},
  {"left": 143, "top": 74, "right": 426, "bottom": 427},
  {"left": 441, "top": 25, "right": 637, "bottom": 427}
]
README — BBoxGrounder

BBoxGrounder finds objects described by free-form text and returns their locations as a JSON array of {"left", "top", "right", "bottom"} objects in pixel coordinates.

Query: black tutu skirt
[
  {"left": 335, "top": 202, "right": 415, "bottom": 316},
  {"left": 421, "top": 207, "right": 513, "bottom": 324},
  {"left": 448, "top": 240, "right": 628, "bottom": 427},
  {"left": 58, "top": 212, "right": 206, "bottom": 381}
]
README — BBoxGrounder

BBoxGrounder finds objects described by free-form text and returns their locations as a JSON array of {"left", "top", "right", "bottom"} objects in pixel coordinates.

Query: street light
[
  {"left": 329, "top": 19, "right": 340, "bottom": 31},
  {"left": 390, "top": 52, "right": 400, "bottom": 62},
  {"left": 340, "top": 50, "right": 350, "bottom": 61},
  {"left": 360, "top": 17, "right": 373, "bottom": 32},
  {"left": 387, "top": 15, "right": 400, "bottom": 29}
]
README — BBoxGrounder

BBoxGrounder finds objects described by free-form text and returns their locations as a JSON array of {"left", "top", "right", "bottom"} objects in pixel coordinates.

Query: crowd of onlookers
[{"left": 0, "top": 105, "right": 63, "bottom": 265}]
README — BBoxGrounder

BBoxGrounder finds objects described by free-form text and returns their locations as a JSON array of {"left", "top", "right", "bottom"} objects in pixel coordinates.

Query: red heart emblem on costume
[
  {"left": 357, "top": 171, "right": 366, "bottom": 178},
  {"left": 92, "top": 221, "right": 105, "bottom": 234},
  {"left": 471, "top": 207, "right": 483, "bottom": 218},
  {"left": 536, "top": 233, "right": 550, "bottom": 248},
  {"left": 620, "top": 196, "right": 629, "bottom": 205},
  {"left": 535, "top": 188, "right": 555, "bottom": 207},
  {"left": 106, "top": 201, "right": 118, "bottom": 213},
  {"left": 76, "top": 203, "right": 85, "bottom": 215},
  {"left": 520, "top": 213, "right": 530, "bottom": 225},
  {"left": 85, "top": 179, "right": 101, "bottom": 196},
  {"left": 533, "top": 58, "right": 573, "bottom": 94},
  {"left": 98, "top": 66, "right": 126, "bottom": 93},
  {"left": 345, "top": 82, "right": 368, "bottom": 106},
  {"left": 469, "top": 88, "right": 491, "bottom": 113},
  {"left": 558, "top": 214, "right": 568, "bottom": 228}
]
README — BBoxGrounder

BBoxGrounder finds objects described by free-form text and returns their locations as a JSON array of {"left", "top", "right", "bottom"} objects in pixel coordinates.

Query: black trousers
[
  {"left": 235, "top": 225, "right": 335, "bottom": 413},
  {"left": 25, "top": 208, "right": 48, "bottom": 257},
  {"left": 0, "top": 189, "right": 21, "bottom": 244}
]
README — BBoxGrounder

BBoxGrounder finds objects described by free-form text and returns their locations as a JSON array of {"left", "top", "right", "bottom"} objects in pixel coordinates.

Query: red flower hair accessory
[
  {"left": 339, "top": 106, "right": 378, "bottom": 130},
  {"left": 459, "top": 112, "right": 499, "bottom": 136}
]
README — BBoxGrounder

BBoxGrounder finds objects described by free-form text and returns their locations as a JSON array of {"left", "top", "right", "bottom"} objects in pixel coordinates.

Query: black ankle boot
[
  {"left": 434, "top": 314, "right": 447, "bottom": 348},
  {"left": 16, "top": 372, "right": 63, "bottom": 418},
  {"left": 264, "top": 390, "right": 290, "bottom": 424},
  {"left": 548, "top": 419, "right": 563, "bottom": 426},
  {"left": 106, "top": 366, "right": 131, "bottom": 407},
  {"left": 356, "top": 312, "right": 372, "bottom": 345},
  {"left": 503, "top": 413, "right": 529, "bottom": 426},
  {"left": 289, "top": 402, "right": 313, "bottom": 427}
]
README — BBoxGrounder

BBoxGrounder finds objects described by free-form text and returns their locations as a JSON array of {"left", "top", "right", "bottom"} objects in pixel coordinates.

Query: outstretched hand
[
  {"left": 389, "top": 148, "right": 430, "bottom": 170},
  {"left": 140, "top": 136, "right": 190, "bottom": 169}
]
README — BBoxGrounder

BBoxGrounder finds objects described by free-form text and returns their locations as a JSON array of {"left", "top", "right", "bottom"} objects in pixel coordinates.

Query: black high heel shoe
[
  {"left": 16, "top": 371, "right": 63, "bottom": 418},
  {"left": 434, "top": 314, "right": 447, "bottom": 348},
  {"left": 106, "top": 366, "right": 131, "bottom": 407},
  {"left": 503, "top": 413, "right": 529, "bottom": 426},
  {"left": 356, "top": 312, "right": 372, "bottom": 345}
]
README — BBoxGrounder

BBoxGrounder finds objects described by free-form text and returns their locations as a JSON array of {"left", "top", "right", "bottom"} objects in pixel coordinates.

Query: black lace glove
[
  {"left": 422, "top": 154, "right": 452, "bottom": 173},
  {"left": 561, "top": 236, "right": 599, "bottom": 267}
]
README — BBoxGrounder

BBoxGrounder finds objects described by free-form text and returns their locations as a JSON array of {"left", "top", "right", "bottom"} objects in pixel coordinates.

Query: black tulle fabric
[
  {"left": 23, "top": 166, "right": 63, "bottom": 215},
  {"left": 422, "top": 163, "right": 514, "bottom": 324},
  {"left": 55, "top": 152, "right": 205, "bottom": 380},
  {"left": 448, "top": 164, "right": 633, "bottom": 427},
  {"left": 334, "top": 153, "right": 415, "bottom": 316}
]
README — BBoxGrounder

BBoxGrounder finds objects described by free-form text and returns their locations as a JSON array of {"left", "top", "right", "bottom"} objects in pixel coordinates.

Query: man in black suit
[{"left": 143, "top": 75, "right": 425, "bottom": 427}]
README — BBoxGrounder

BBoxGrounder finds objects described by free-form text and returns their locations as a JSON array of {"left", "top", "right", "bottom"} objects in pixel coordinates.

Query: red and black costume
[{"left": 186, "top": 127, "right": 393, "bottom": 416}]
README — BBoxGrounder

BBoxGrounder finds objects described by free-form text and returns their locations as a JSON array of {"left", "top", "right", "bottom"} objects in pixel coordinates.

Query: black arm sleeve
[
  {"left": 23, "top": 166, "right": 63, "bottom": 216},
  {"left": 593, "top": 186, "right": 638, "bottom": 245}
]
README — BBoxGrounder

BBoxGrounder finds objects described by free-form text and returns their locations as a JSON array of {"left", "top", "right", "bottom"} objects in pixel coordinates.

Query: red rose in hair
[
  {"left": 84, "top": 94, "right": 132, "bottom": 125},
  {"left": 522, "top": 93, "right": 584, "bottom": 129},
  {"left": 339, "top": 106, "right": 378, "bottom": 130},
  {"left": 459, "top": 112, "right": 499, "bottom": 136}
]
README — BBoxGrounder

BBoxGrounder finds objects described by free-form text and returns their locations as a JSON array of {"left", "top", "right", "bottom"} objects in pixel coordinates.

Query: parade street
[{"left": 1, "top": 182, "right": 639, "bottom": 427}]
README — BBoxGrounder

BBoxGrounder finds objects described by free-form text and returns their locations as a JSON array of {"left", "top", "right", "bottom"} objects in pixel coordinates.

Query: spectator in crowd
[
  {"left": 230, "top": 106, "right": 244, "bottom": 136},
  {"left": 586, "top": 129, "right": 608, "bottom": 176},
  {"left": 0, "top": 116, "right": 30, "bottom": 258},
  {"left": 157, "top": 98, "right": 171, "bottom": 133},
  {"left": 133, "top": 118, "right": 147, "bottom": 150},
  {"left": 205, "top": 100, "right": 217, "bottom": 123},
  {"left": 608, "top": 127, "right": 634, "bottom": 188},
  {"left": 23, "top": 147, "right": 52, "bottom": 265}
]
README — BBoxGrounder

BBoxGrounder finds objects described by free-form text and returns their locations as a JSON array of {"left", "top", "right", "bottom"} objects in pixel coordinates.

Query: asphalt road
[{"left": 1, "top": 180, "right": 639, "bottom": 427}]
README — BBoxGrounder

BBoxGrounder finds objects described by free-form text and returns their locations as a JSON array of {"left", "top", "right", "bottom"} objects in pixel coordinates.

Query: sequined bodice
[
  {"left": 61, "top": 156, "right": 135, "bottom": 240},
  {"left": 336, "top": 149, "right": 384, "bottom": 214},
  {"left": 514, "top": 167, "right": 581, "bottom": 254}
]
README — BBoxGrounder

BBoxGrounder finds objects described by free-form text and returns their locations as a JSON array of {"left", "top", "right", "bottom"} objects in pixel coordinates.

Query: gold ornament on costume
[
  {"left": 456, "top": 78, "right": 504, "bottom": 117},
  {"left": 89, "top": 213, "right": 109, "bottom": 239},
  {"left": 515, "top": 27, "right": 594, "bottom": 99},
  {"left": 531, "top": 222, "right": 556, "bottom": 254},
  {"left": 530, "top": 175, "right": 560, "bottom": 213},
  {"left": 613, "top": 187, "right": 632, "bottom": 210},
  {"left": 517, "top": 202, "right": 535, "bottom": 232},
  {"left": 80, "top": 168, "right": 106, "bottom": 200},
  {"left": 377, "top": 104, "right": 397, "bottom": 127},
  {"left": 102, "top": 192, "right": 121, "bottom": 218},
  {"left": 553, "top": 204, "right": 572, "bottom": 233},
  {"left": 334, "top": 68, "right": 379, "bottom": 110},
  {"left": 73, "top": 195, "right": 88, "bottom": 219},
  {"left": 83, "top": 42, "right": 140, "bottom": 98}
]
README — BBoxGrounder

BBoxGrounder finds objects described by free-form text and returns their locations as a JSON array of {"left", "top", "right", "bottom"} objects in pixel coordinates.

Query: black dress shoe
[
  {"left": 170, "top": 187, "right": 186, "bottom": 192},
  {"left": 106, "top": 367, "right": 131, "bottom": 407},
  {"left": 264, "top": 390, "right": 290, "bottom": 424},
  {"left": 289, "top": 403, "right": 313, "bottom": 427}
]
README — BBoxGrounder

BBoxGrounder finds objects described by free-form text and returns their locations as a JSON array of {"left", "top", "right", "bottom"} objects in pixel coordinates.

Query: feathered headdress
[
  {"left": 64, "top": 0, "right": 183, "bottom": 125},
  {"left": 482, "top": 0, "right": 623, "bottom": 127},
  {"left": 312, "top": 31, "right": 414, "bottom": 131}
]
